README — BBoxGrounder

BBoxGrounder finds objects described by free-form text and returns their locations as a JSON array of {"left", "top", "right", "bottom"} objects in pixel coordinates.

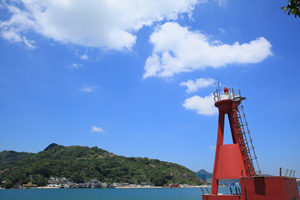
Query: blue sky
[{"left": 0, "top": 0, "right": 299, "bottom": 176}]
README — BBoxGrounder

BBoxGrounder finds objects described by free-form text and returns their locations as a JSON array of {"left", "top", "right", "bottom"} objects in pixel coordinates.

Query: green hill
[
  {"left": 0, "top": 150, "right": 33, "bottom": 170},
  {"left": 0, "top": 144, "right": 205, "bottom": 187},
  {"left": 43, "top": 143, "right": 59, "bottom": 151}
]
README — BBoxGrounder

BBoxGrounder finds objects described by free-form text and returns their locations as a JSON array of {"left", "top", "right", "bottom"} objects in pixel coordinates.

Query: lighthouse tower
[{"left": 202, "top": 85, "right": 299, "bottom": 200}]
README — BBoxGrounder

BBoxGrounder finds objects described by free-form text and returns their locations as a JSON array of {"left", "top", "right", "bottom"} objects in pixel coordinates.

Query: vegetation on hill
[
  {"left": 0, "top": 144, "right": 205, "bottom": 188},
  {"left": 0, "top": 150, "right": 33, "bottom": 170},
  {"left": 43, "top": 143, "right": 59, "bottom": 151}
]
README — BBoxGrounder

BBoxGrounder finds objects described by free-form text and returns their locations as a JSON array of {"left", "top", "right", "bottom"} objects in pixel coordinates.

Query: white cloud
[
  {"left": 209, "top": 145, "right": 216, "bottom": 150},
  {"left": 68, "top": 63, "right": 83, "bottom": 68},
  {"left": 183, "top": 93, "right": 217, "bottom": 116},
  {"left": 80, "top": 86, "right": 96, "bottom": 93},
  {"left": 143, "top": 22, "right": 273, "bottom": 79},
  {"left": 0, "top": 3, "right": 37, "bottom": 49},
  {"left": 218, "top": 28, "right": 225, "bottom": 33},
  {"left": 91, "top": 126, "right": 105, "bottom": 133},
  {"left": 1, "top": 30, "right": 36, "bottom": 49},
  {"left": 215, "top": 0, "right": 226, "bottom": 7},
  {"left": 0, "top": 0, "right": 201, "bottom": 50},
  {"left": 80, "top": 54, "right": 88, "bottom": 60},
  {"left": 180, "top": 77, "right": 216, "bottom": 93}
]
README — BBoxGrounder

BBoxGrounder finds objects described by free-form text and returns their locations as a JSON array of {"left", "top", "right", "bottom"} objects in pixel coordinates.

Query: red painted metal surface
[
  {"left": 283, "top": 178, "right": 300, "bottom": 200},
  {"left": 203, "top": 87, "right": 300, "bottom": 200},
  {"left": 215, "top": 144, "right": 246, "bottom": 179},
  {"left": 202, "top": 195, "right": 241, "bottom": 200},
  {"left": 211, "top": 99, "right": 253, "bottom": 195},
  {"left": 241, "top": 177, "right": 299, "bottom": 200}
]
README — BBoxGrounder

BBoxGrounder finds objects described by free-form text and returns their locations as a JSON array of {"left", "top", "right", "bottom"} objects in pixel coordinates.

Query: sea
[{"left": 1, "top": 187, "right": 300, "bottom": 200}]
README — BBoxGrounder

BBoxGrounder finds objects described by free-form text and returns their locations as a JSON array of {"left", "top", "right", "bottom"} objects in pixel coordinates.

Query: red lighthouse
[{"left": 202, "top": 85, "right": 299, "bottom": 200}]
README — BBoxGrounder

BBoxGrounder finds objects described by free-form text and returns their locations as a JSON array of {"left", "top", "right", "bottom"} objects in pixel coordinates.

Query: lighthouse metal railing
[{"left": 213, "top": 87, "right": 242, "bottom": 102}]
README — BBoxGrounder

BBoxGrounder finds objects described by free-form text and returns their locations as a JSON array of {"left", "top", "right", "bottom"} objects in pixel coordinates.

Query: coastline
[{"left": 32, "top": 185, "right": 209, "bottom": 189}]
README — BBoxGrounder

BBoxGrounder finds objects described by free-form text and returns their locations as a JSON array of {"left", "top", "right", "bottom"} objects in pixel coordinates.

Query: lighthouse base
[
  {"left": 202, "top": 195, "right": 241, "bottom": 200},
  {"left": 203, "top": 176, "right": 299, "bottom": 200}
]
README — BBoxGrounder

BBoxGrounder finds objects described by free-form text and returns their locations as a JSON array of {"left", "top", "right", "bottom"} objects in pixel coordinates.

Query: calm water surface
[
  {"left": 1, "top": 187, "right": 299, "bottom": 200},
  {"left": 1, "top": 188, "right": 202, "bottom": 200}
]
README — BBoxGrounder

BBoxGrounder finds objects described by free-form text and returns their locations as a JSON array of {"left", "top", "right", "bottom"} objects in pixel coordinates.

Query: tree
[
  {"left": 33, "top": 174, "right": 47, "bottom": 186},
  {"left": 5, "top": 183, "right": 14, "bottom": 189},
  {"left": 37, "top": 166, "right": 51, "bottom": 178},
  {"left": 282, "top": 0, "right": 300, "bottom": 18},
  {"left": 151, "top": 177, "right": 167, "bottom": 186},
  {"left": 72, "top": 174, "right": 84, "bottom": 183}
]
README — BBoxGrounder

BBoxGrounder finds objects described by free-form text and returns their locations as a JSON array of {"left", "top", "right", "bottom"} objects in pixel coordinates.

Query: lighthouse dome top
[{"left": 213, "top": 86, "right": 246, "bottom": 102}]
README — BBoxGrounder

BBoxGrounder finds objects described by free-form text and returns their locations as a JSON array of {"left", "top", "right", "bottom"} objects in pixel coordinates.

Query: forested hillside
[{"left": 0, "top": 144, "right": 205, "bottom": 187}]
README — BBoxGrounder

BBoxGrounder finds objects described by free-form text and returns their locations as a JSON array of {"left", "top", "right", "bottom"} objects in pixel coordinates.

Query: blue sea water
[
  {"left": 1, "top": 188, "right": 200, "bottom": 200},
  {"left": 2, "top": 188, "right": 203, "bottom": 200},
  {"left": 0, "top": 187, "right": 299, "bottom": 200}
]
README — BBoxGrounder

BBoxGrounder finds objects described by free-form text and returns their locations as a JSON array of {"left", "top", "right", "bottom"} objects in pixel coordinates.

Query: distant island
[{"left": 0, "top": 143, "right": 206, "bottom": 189}]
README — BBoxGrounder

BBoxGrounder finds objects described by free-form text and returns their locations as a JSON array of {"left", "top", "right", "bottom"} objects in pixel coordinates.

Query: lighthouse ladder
[{"left": 233, "top": 101, "right": 261, "bottom": 176}]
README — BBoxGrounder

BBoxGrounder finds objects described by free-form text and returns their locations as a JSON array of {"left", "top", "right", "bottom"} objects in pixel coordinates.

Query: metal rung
[{"left": 233, "top": 101, "right": 261, "bottom": 176}]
